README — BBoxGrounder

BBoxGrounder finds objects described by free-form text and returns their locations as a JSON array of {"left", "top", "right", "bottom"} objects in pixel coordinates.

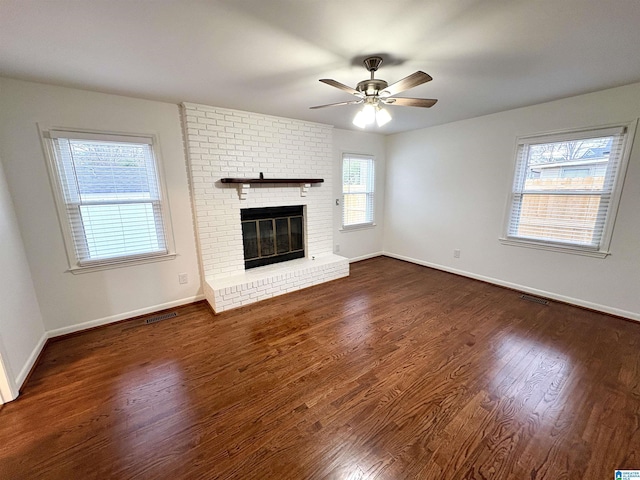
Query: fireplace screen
[{"left": 241, "top": 206, "right": 304, "bottom": 269}]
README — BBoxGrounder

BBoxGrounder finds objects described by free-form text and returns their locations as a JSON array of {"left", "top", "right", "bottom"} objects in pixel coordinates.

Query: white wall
[
  {"left": 332, "top": 128, "right": 386, "bottom": 261},
  {"left": 385, "top": 82, "right": 640, "bottom": 320},
  {"left": 0, "top": 78, "right": 202, "bottom": 335},
  {"left": 0, "top": 156, "right": 46, "bottom": 395}
]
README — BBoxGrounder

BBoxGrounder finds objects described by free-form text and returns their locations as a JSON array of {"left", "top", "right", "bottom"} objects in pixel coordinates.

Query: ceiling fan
[{"left": 310, "top": 56, "right": 437, "bottom": 127}]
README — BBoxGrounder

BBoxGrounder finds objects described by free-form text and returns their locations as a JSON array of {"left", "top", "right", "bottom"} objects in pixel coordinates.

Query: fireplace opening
[{"left": 241, "top": 206, "right": 305, "bottom": 269}]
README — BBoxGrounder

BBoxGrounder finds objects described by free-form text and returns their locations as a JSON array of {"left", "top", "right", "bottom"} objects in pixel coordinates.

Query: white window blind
[
  {"left": 342, "top": 154, "right": 375, "bottom": 227},
  {"left": 44, "top": 130, "right": 170, "bottom": 268},
  {"left": 504, "top": 124, "right": 632, "bottom": 255}
]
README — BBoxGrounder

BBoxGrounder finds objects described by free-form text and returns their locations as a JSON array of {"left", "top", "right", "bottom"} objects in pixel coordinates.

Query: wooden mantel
[
  {"left": 220, "top": 177, "right": 324, "bottom": 199},
  {"left": 220, "top": 178, "right": 324, "bottom": 184}
]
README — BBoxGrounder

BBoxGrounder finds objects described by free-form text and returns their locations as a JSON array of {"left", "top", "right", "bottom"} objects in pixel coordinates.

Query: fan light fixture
[
  {"left": 375, "top": 107, "right": 392, "bottom": 126},
  {"left": 353, "top": 102, "right": 392, "bottom": 128}
]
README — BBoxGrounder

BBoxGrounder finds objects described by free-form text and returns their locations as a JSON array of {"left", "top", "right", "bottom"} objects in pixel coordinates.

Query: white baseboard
[
  {"left": 348, "top": 251, "right": 384, "bottom": 263},
  {"left": 47, "top": 294, "right": 206, "bottom": 339},
  {"left": 16, "top": 331, "right": 48, "bottom": 390},
  {"left": 383, "top": 251, "right": 640, "bottom": 322}
]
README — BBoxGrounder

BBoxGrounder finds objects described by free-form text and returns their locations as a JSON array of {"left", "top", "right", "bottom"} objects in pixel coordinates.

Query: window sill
[
  {"left": 499, "top": 237, "right": 609, "bottom": 258},
  {"left": 67, "top": 252, "right": 177, "bottom": 274},
  {"left": 340, "top": 223, "right": 376, "bottom": 232}
]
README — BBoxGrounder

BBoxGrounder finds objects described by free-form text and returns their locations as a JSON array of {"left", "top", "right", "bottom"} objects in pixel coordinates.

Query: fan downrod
[{"left": 357, "top": 57, "right": 388, "bottom": 96}]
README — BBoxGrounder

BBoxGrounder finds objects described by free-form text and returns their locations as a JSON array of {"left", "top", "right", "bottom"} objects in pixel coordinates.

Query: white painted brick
[{"left": 183, "top": 102, "right": 344, "bottom": 311}]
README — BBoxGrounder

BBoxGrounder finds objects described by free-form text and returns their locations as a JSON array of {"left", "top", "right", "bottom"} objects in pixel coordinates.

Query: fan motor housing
[{"left": 356, "top": 79, "right": 388, "bottom": 96}]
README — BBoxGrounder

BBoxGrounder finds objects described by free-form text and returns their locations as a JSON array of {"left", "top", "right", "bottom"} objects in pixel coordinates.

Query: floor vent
[
  {"left": 520, "top": 294, "right": 549, "bottom": 305},
  {"left": 145, "top": 312, "right": 178, "bottom": 324}
]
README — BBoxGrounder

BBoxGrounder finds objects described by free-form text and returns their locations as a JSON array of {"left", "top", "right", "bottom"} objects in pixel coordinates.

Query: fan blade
[
  {"left": 309, "top": 99, "right": 363, "bottom": 109},
  {"left": 319, "top": 79, "right": 362, "bottom": 96},
  {"left": 383, "top": 97, "right": 438, "bottom": 108},
  {"left": 381, "top": 71, "right": 432, "bottom": 97}
]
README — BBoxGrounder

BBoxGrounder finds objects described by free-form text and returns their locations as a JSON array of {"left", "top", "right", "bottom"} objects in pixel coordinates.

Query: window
[
  {"left": 342, "top": 153, "right": 375, "bottom": 228},
  {"left": 501, "top": 123, "right": 635, "bottom": 257},
  {"left": 41, "top": 128, "right": 174, "bottom": 271}
]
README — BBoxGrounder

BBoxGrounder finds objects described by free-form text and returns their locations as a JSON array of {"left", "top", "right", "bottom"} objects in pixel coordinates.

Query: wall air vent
[
  {"left": 520, "top": 294, "right": 549, "bottom": 305},
  {"left": 145, "top": 312, "right": 178, "bottom": 324}
]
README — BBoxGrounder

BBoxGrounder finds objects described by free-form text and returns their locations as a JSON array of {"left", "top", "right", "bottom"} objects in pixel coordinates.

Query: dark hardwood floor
[{"left": 1, "top": 256, "right": 639, "bottom": 479}]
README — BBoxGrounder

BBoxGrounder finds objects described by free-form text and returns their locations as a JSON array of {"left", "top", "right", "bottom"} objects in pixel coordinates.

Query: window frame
[
  {"left": 500, "top": 121, "right": 637, "bottom": 258},
  {"left": 341, "top": 152, "right": 376, "bottom": 230},
  {"left": 39, "top": 125, "right": 176, "bottom": 273}
]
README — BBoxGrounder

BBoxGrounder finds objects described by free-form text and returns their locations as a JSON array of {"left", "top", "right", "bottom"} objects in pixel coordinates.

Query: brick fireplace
[{"left": 182, "top": 103, "right": 349, "bottom": 312}]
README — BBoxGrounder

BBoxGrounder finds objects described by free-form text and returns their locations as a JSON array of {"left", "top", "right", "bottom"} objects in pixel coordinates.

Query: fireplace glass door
[{"left": 241, "top": 206, "right": 304, "bottom": 269}]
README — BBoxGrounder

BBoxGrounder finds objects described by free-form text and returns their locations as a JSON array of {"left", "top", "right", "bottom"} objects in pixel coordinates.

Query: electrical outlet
[
  {"left": 453, "top": 249, "right": 461, "bottom": 258},
  {"left": 335, "top": 244, "right": 340, "bottom": 253},
  {"left": 178, "top": 273, "right": 188, "bottom": 284}
]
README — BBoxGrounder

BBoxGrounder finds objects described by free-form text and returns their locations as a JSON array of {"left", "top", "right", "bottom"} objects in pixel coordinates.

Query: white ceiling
[{"left": 1, "top": 0, "right": 640, "bottom": 134}]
